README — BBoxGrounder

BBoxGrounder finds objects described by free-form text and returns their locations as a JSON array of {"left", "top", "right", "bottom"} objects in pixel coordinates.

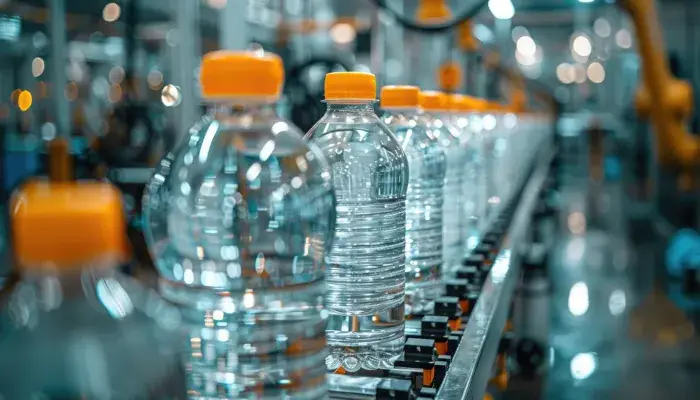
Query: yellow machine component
[
  {"left": 635, "top": 80, "right": 693, "bottom": 122},
  {"left": 416, "top": 0, "right": 452, "bottom": 23},
  {"left": 437, "top": 61, "right": 463, "bottom": 92},
  {"left": 457, "top": 20, "right": 479, "bottom": 52},
  {"left": 619, "top": 0, "right": 699, "bottom": 170}
]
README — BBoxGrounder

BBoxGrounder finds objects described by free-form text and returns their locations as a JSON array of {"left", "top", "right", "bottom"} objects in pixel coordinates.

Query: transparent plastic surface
[
  {"left": 481, "top": 112, "right": 502, "bottom": 227},
  {"left": 420, "top": 112, "right": 466, "bottom": 277},
  {"left": 0, "top": 264, "right": 185, "bottom": 399},
  {"left": 143, "top": 104, "right": 335, "bottom": 398},
  {"left": 305, "top": 101, "right": 408, "bottom": 372},
  {"left": 452, "top": 112, "right": 487, "bottom": 254},
  {"left": 381, "top": 109, "right": 445, "bottom": 314}
]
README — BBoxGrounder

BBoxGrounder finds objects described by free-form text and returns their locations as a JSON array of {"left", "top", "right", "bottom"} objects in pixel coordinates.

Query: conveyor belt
[{"left": 328, "top": 147, "right": 555, "bottom": 400}]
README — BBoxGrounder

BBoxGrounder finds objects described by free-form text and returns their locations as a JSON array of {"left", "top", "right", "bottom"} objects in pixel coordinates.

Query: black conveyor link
[{"left": 376, "top": 378, "right": 413, "bottom": 400}]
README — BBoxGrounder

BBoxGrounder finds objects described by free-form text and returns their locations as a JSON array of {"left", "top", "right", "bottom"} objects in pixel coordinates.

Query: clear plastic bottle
[
  {"left": 448, "top": 94, "right": 487, "bottom": 254},
  {"left": 0, "top": 181, "right": 185, "bottom": 399},
  {"left": 305, "top": 72, "right": 408, "bottom": 372},
  {"left": 142, "top": 51, "right": 335, "bottom": 398},
  {"left": 480, "top": 101, "right": 501, "bottom": 228},
  {"left": 419, "top": 91, "right": 466, "bottom": 277},
  {"left": 379, "top": 85, "right": 445, "bottom": 315}
]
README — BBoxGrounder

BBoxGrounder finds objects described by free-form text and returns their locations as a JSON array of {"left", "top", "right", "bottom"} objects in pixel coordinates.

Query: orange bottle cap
[
  {"left": 200, "top": 50, "right": 284, "bottom": 100},
  {"left": 420, "top": 90, "right": 448, "bottom": 111},
  {"left": 449, "top": 94, "right": 483, "bottom": 112},
  {"left": 380, "top": 85, "right": 420, "bottom": 108},
  {"left": 11, "top": 181, "right": 129, "bottom": 270},
  {"left": 416, "top": 0, "right": 452, "bottom": 23},
  {"left": 325, "top": 72, "right": 376, "bottom": 101}
]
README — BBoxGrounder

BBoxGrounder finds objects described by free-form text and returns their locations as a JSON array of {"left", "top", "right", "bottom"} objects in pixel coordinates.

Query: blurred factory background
[{"left": 2, "top": 0, "right": 700, "bottom": 398}]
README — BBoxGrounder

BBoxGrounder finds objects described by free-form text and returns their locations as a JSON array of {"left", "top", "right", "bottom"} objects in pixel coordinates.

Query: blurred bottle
[
  {"left": 305, "top": 72, "right": 408, "bottom": 372},
  {"left": 0, "top": 181, "right": 185, "bottom": 399},
  {"left": 420, "top": 91, "right": 466, "bottom": 277},
  {"left": 380, "top": 85, "right": 446, "bottom": 315},
  {"left": 142, "top": 51, "right": 335, "bottom": 398},
  {"left": 449, "top": 94, "right": 486, "bottom": 254},
  {"left": 480, "top": 102, "right": 504, "bottom": 227}
]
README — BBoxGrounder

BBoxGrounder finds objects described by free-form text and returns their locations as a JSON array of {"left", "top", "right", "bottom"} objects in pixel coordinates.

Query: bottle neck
[
  {"left": 15, "top": 263, "right": 118, "bottom": 303},
  {"left": 325, "top": 101, "right": 377, "bottom": 115},
  {"left": 208, "top": 102, "right": 278, "bottom": 119}
]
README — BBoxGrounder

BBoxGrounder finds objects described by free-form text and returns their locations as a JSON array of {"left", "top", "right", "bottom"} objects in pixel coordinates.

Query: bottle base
[{"left": 325, "top": 335, "right": 405, "bottom": 372}]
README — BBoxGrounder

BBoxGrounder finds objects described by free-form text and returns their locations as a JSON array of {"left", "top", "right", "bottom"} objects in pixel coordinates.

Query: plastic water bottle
[
  {"left": 0, "top": 181, "right": 185, "bottom": 399},
  {"left": 449, "top": 94, "right": 486, "bottom": 254},
  {"left": 142, "top": 51, "right": 335, "bottom": 398},
  {"left": 380, "top": 85, "right": 445, "bottom": 315},
  {"left": 419, "top": 91, "right": 466, "bottom": 277},
  {"left": 305, "top": 72, "right": 408, "bottom": 372},
  {"left": 480, "top": 102, "right": 501, "bottom": 227}
]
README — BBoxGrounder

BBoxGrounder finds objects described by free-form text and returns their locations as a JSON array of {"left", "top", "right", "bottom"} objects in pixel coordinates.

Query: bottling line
[{"left": 1, "top": 0, "right": 700, "bottom": 399}]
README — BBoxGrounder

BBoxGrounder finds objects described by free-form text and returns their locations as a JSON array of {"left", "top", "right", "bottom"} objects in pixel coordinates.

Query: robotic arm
[{"left": 619, "top": 0, "right": 698, "bottom": 170}]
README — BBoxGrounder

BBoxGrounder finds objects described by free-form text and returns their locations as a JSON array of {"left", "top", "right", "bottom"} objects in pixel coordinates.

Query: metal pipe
[
  {"left": 220, "top": 0, "right": 249, "bottom": 50},
  {"left": 49, "top": 0, "right": 69, "bottom": 138}
]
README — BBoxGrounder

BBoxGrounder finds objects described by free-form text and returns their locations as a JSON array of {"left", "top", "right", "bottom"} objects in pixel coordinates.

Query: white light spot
[
  {"left": 220, "top": 297, "right": 236, "bottom": 313},
  {"left": 96, "top": 278, "right": 134, "bottom": 319},
  {"left": 32, "top": 57, "right": 45, "bottom": 77},
  {"left": 246, "top": 163, "right": 262, "bottom": 181},
  {"left": 271, "top": 121, "right": 289, "bottom": 135},
  {"left": 103, "top": 3, "right": 121, "bottom": 22},
  {"left": 291, "top": 176, "right": 303, "bottom": 189},
  {"left": 488, "top": 0, "right": 515, "bottom": 20},
  {"left": 259, "top": 140, "right": 276, "bottom": 161},
  {"left": 482, "top": 115, "right": 497, "bottom": 131},
  {"left": 572, "top": 34, "right": 592, "bottom": 58},
  {"left": 587, "top": 62, "right": 606, "bottom": 84},
  {"left": 516, "top": 36, "right": 536, "bottom": 57},
  {"left": 173, "top": 263, "right": 183, "bottom": 280},
  {"left": 216, "top": 329, "right": 230, "bottom": 342},
  {"left": 161, "top": 84, "right": 181, "bottom": 107},
  {"left": 184, "top": 269, "right": 194, "bottom": 284},
  {"left": 180, "top": 182, "right": 191, "bottom": 196},
  {"left": 243, "top": 290, "right": 255, "bottom": 308},
  {"left": 568, "top": 281, "right": 589, "bottom": 316},
  {"left": 330, "top": 23, "right": 356, "bottom": 45},
  {"left": 556, "top": 63, "right": 575, "bottom": 84},
  {"left": 570, "top": 353, "right": 597, "bottom": 380}
]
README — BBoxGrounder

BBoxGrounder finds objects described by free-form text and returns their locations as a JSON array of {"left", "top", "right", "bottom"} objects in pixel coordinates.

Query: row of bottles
[{"left": 0, "top": 50, "right": 553, "bottom": 399}]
